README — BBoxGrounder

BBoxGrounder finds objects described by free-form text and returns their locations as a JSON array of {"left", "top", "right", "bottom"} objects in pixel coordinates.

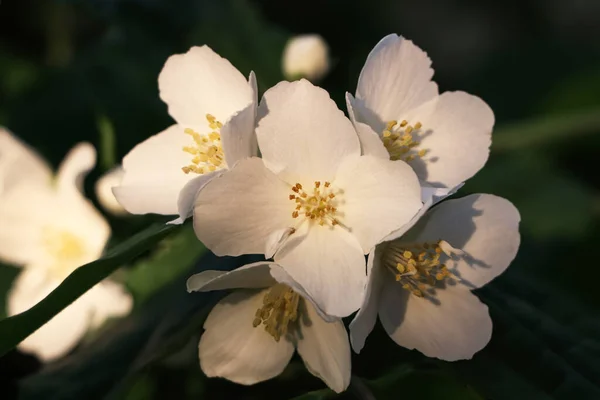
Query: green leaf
[
  {"left": 124, "top": 224, "right": 206, "bottom": 304},
  {"left": 0, "top": 222, "right": 178, "bottom": 357}
]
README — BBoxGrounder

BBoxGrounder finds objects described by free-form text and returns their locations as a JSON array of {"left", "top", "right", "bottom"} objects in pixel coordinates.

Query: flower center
[
  {"left": 382, "top": 120, "right": 427, "bottom": 162},
  {"left": 42, "top": 227, "right": 87, "bottom": 279},
  {"left": 383, "top": 240, "right": 459, "bottom": 298},
  {"left": 288, "top": 181, "right": 340, "bottom": 227},
  {"left": 181, "top": 114, "right": 226, "bottom": 175},
  {"left": 253, "top": 284, "right": 300, "bottom": 342}
]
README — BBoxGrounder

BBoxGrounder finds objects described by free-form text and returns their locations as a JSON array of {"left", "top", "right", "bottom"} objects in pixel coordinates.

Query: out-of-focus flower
[
  {"left": 282, "top": 34, "right": 330, "bottom": 82},
  {"left": 113, "top": 46, "right": 258, "bottom": 223},
  {"left": 193, "top": 79, "right": 422, "bottom": 318},
  {"left": 187, "top": 262, "right": 351, "bottom": 393},
  {"left": 0, "top": 129, "right": 132, "bottom": 362},
  {"left": 95, "top": 166, "right": 128, "bottom": 216},
  {"left": 346, "top": 34, "right": 494, "bottom": 194},
  {"left": 350, "top": 194, "right": 520, "bottom": 361}
]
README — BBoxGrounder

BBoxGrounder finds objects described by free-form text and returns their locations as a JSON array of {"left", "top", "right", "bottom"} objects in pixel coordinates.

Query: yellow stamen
[
  {"left": 381, "top": 119, "right": 427, "bottom": 162},
  {"left": 287, "top": 181, "right": 342, "bottom": 227},
  {"left": 253, "top": 284, "right": 300, "bottom": 342},
  {"left": 383, "top": 240, "right": 458, "bottom": 298},
  {"left": 181, "top": 114, "right": 227, "bottom": 174}
]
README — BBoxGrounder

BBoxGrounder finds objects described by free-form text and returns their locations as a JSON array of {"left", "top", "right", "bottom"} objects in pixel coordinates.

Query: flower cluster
[{"left": 111, "top": 34, "right": 521, "bottom": 392}]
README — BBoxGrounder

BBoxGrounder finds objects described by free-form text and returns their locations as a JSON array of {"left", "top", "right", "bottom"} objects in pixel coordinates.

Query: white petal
[
  {"left": 95, "top": 167, "right": 128, "bottom": 216},
  {"left": 267, "top": 264, "right": 334, "bottom": 323},
  {"left": 296, "top": 301, "right": 351, "bottom": 393},
  {"left": 193, "top": 158, "right": 292, "bottom": 256},
  {"left": 403, "top": 91, "right": 494, "bottom": 188},
  {"left": 349, "top": 245, "right": 386, "bottom": 353},
  {"left": 8, "top": 269, "right": 91, "bottom": 361},
  {"left": 274, "top": 224, "right": 366, "bottom": 318},
  {"left": 257, "top": 79, "right": 360, "bottom": 182},
  {"left": 220, "top": 101, "right": 257, "bottom": 168},
  {"left": 56, "top": 142, "right": 96, "bottom": 195},
  {"left": 199, "top": 289, "right": 295, "bottom": 385},
  {"left": 158, "top": 46, "right": 253, "bottom": 126},
  {"left": 187, "top": 262, "right": 275, "bottom": 292},
  {"left": 410, "top": 194, "right": 520, "bottom": 288},
  {"left": 345, "top": 93, "right": 389, "bottom": 159},
  {"left": 379, "top": 282, "right": 492, "bottom": 361},
  {"left": 380, "top": 184, "right": 458, "bottom": 243},
  {"left": 356, "top": 34, "right": 438, "bottom": 123},
  {"left": 0, "top": 184, "right": 50, "bottom": 265},
  {"left": 0, "top": 128, "right": 51, "bottom": 196},
  {"left": 169, "top": 170, "right": 223, "bottom": 225},
  {"left": 114, "top": 124, "right": 197, "bottom": 215},
  {"left": 85, "top": 280, "right": 133, "bottom": 329},
  {"left": 333, "top": 155, "right": 422, "bottom": 253}
]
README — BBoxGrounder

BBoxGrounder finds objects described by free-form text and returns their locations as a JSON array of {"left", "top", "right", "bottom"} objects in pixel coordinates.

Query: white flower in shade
[
  {"left": 112, "top": 46, "right": 258, "bottom": 222},
  {"left": 283, "top": 34, "right": 330, "bottom": 82},
  {"left": 193, "top": 79, "right": 423, "bottom": 318},
  {"left": 346, "top": 34, "right": 494, "bottom": 194},
  {"left": 0, "top": 129, "right": 132, "bottom": 362},
  {"left": 95, "top": 166, "right": 128, "bottom": 216},
  {"left": 187, "top": 262, "right": 351, "bottom": 393},
  {"left": 349, "top": 194, "right": 520, "bottom": 361}
]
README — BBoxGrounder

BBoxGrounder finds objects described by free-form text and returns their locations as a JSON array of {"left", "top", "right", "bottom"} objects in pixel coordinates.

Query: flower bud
[
  {"left": 95, "top": 166, "right": 128, "bottom": 216},
  {"left": 282, "top": 34, "right": 330, "bottom": 82}
]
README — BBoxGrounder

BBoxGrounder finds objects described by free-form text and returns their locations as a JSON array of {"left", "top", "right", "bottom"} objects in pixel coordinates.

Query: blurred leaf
[
  {"left": 97, "top": 114, "right": 117, "bottom": 171},
  {"left": 464, "top": 153, "right": 595, "bottom": 239},
  {"left": 124, "top": 224, "right": 205, "bottom": 304},
  {"left": 0, "top": 222, "right": 177, "bottom": 357},
  {"left": 492, "top": 107, "right": 600, "bottom": 151}
]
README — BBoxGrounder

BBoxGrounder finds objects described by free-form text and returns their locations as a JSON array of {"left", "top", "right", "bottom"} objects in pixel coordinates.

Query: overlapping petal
[
  {"left": 194, "top": 158, "right": 292, "bottom": 256},
  {"left": 355, "top": 34, "right": 438, "bottom": 123},
  {"left": 402, "top": 91, "right": 493, "bottom": 188},
  {"left": 333, "top": 155, "right": 421, "bottom": 253},
  {"left": 158, "top": 45, "right": 254, "bottom": 126},
  {"left": 257, "top": 79, "right": 360, "bottom": 182},
  {"left": 410, "top": 194, "right": 520, "bottom": 288},
  {"left": 296, "top": 300, "right": 351, "bottom": 393},
  {"left": 274, "top": 224, "right": 366, "bottom": 318},
  {"left": 199, "top": 289, "right": 295, "bottom": 384},
  {"left": 379, "top": 282, "right": 492, "bottom": 361},
  {"left": 114, "top": 124, "right": 197, "bottom": 215}
]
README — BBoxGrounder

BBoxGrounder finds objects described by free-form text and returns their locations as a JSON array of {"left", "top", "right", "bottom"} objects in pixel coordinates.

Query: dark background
[{"left": 0, "top": 0, "right": 599, "bottom": 399}]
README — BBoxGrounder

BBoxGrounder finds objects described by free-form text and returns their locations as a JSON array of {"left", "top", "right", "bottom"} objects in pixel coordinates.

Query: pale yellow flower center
[
  {"left": 382, "top": 120, "right": 428, "bottom": 162},
  {"left": 383, "top": 240, "right": 458, "bottom": 298},
  {"left": 253, "top": 284, "right": 300, "bottom": 342},
  {"left": 42, "top": 227, "right": 87, "bottom": 279},
  {"left": 288, "top": 181, "right": 341, "bottom": 227},
  {"left": 181, "top": 114, "right": 226, "bottom": 175}
]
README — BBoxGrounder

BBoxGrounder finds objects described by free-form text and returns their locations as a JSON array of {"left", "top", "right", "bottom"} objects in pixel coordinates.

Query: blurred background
[{"left": 1, "top": 0, "right": 599, "bottom": 399}]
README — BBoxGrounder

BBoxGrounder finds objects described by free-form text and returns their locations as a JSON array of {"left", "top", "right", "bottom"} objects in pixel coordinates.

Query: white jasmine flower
[
  {"left": 113, "top": 46, "right": 258, "bottom": 222},
  {"left": 187, "top": 262, "right": 351, "bottom": 393},
  {"left": 346, "top": 34, "right": 494, "bottom": 192},
  {"left": 283, "top": 34, "right": 330, "bottom": 82},
  {"left": 0, "top": 130, "right": 132, "bottom": 361},
  {"left": 193, "top": 79, "right": 422, "bottom": 317},
  {"left": 95, "top": 166, "right": 128, "bottom": 216},
  {"left": 349, "top": 194, "right": 520, "bottom": 361}
]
